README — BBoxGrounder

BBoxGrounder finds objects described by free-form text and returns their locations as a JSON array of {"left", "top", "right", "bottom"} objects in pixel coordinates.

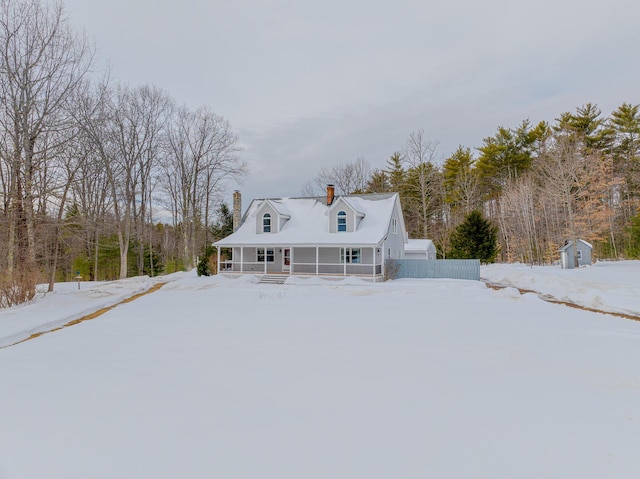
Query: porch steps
[{"left": 259, "top": 274, "right": 289, "bottom": 285}]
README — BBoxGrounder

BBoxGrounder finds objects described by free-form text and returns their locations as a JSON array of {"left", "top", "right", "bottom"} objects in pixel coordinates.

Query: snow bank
[
  {"left": 1, "top": 268, "right": 640, "bottom": 478},
  {"left": 482, "top": 261, "right": 640, "bottom": 317},
  {"left": 0, "top": 272, "right": 186, "bottom": 348}
]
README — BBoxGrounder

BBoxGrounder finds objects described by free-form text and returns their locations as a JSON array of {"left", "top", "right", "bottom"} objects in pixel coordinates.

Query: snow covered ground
[
  {"left": 0, "top": 275, "right": 170, "bottom": 349},
  {"left": 1, "top": 262, "right": 639, "bottom": 478},
  {"left": 482, "top": 260, "right": 640, "bottom": 318}
]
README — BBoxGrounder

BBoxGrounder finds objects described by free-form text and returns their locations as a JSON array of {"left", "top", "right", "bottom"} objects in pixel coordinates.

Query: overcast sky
[{"left": 63, "top": 0, "right": 640, "bottom": 207}]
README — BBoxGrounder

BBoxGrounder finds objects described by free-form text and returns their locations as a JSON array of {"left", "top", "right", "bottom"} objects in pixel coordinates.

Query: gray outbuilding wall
[{"left": 389, "top": 259, "right": 480, "bottom": 280}]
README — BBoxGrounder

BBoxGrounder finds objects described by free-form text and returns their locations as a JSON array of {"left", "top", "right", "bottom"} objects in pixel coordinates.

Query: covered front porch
[{"left": 216, "top": 245, "right": 384, "bottom": 279}]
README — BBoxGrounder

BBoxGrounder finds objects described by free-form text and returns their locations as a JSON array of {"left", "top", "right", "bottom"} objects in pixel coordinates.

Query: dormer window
[
  {"left": 262, "top": 213, "right": 271, "bottom": 233},
  {"left": 337, "top": 211, "right": 346, "bottom": 232}
]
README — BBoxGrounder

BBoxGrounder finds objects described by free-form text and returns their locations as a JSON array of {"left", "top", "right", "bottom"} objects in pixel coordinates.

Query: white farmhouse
[{"left": 213, "top": 185, "right": 431, "bottom": 280}]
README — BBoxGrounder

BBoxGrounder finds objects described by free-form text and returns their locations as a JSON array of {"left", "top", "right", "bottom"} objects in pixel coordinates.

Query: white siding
[
  {"left": 328, "top": 198, "right": 358, "bottom": 233},
  {"left": 255, "top": 203, "right": 279, "bottom": 234},
  {"left": 382, "top": 201, "right": 406, "bottom": 262}
]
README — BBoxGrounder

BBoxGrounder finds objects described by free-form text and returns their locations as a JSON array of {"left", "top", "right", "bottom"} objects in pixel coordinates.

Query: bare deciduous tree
[
  {"left": 161, "top": 105, "right": 244, "bottom": 269},
  {"left": 108, "top": 84, "right": 172, "bottom": 278},
  {"left": 303, "top": 157, "right": 371, "bottom": 196},
  {"left": 404, "top": 130, "right": 441, "bottom": 238},
  {"left": 0, "top": 0, "right": 93, "bottom": 302},
  {"left": 537, "top": 134, "right": 597, "bottom": 267},
  {"left": 498, "top": 176, "right": 540, "bottom": 263}
]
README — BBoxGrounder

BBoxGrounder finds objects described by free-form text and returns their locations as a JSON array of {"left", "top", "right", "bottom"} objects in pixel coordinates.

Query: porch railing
[{"left": 218, "top": 260, "right": 382, "bottom": 276}]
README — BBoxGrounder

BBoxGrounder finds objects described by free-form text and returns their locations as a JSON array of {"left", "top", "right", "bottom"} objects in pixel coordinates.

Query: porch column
[
  {"left": 264, "top": 247, "right": 268, "bottom": 274},
  {"left": 217, "top": 246, "right": 221, "bottom": 274},
  {"left": 343, "top": 246, "right": 346, "bottom": 276},
  {"left": 315, "top": 247, "right": 319, "bottom": 275},
  {"left": 240, "top": 247, "right": 244, "bottom": 273},
  {"left": 372, "top": 246, "right": 375, "bottom": 279},
  {"left": 290, "top": 247, "right": 294, "bottom": 275}
]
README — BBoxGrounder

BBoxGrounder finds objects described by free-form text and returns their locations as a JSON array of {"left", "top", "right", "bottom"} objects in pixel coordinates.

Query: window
[
  {"left": 257, "top": 248, "right": 275, "bottom": 262},
  {"left": 262, "top": 213, "right": 271, "bottom": 233},
  {"left": 392, "top": 217, "right": 398, "bottom": 234},
  {"left": 337, "top": 211, "right": 347, "bottom": 232},
  {"left": 577, "top": 250, "right": 582, "bottom": 260},
  {"left": 340, "top": 247, "right": 361, "bottom": 264}
]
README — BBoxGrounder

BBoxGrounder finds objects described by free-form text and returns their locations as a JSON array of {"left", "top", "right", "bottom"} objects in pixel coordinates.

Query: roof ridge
[{"left": 254, "top": 192, "right": 398, "bottom": 202}]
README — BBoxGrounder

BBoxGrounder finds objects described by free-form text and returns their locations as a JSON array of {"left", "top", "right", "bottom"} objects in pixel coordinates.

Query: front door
[{"left": 282, "top": 248, "right": 291, "bottom": 271}]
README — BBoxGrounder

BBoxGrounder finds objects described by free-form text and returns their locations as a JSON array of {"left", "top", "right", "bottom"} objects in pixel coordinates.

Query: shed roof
[
  {"left": 559, "top": 239, "right": 593, "bottom": 252},
  {"left": 405, "top": 239, "right": 435, "bottom": 252}
]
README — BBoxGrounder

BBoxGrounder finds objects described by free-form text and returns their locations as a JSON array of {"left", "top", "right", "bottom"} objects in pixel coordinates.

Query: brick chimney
[
  {"left": 326, "top": 184, "right": 335, "bottom": 206},
  {"left": 232, "top": 190, "right": 241, "bottom": 232}
]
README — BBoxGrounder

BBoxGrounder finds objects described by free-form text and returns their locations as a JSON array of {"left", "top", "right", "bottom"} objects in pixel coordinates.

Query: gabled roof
[
  {"left": 214, "top": 193, "right": 399, "bottom": 247},
  {"left": 256, "top": 199, "right": 291, "bottom": 219},
  {"left": 559, "top": 239, "right": 593, "bottom": 252},
  {"left": 405, "top": 239, "right": 435, "bottom": 252},
  {"left": 326, "top": 196, "right": 365, "bottom": 218}
]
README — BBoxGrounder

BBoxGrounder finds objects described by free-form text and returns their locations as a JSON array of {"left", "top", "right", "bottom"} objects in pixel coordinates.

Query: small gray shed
[{"left": 559, "top": 239, "right": 592, "bottom": 269}]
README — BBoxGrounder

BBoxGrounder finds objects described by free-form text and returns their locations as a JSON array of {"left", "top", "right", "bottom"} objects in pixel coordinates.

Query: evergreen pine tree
[
  {"left": 556, "top": 103, "right": 614, "bottom": 153},
  {"left": 443, "top": 146, "right": 477, "bottom": 210},
  {"left": 209, "top": 203, "right": 234, "bottom": 241},
  {"left": 628, "top": 211, "right": 640, "bottom": 259},
  {"left": 386, "top": 152, "right": 406, "bottom": 193},
  {"left": 448, "top": 210, "right": 498, "bottom": 263},
  {"left": 365, "top": 169, "right": 390, "bottom": 193},
  {"left": 197, "top": 245, "right": 216, "bottom": 276},
  {"left": 199, "top": 203, "right": 234, "bottom": 276},
  {"left": 475, "top": 121, "right": 537, "bottom": 198}
]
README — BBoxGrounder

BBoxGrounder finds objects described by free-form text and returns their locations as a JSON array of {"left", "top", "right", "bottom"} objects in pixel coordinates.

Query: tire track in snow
[
  {"left": 483, "top": 281, "right": 640, "bottom": 322},
  {"left": 1, "top": 282, "right": 167, "bottom": 349}
]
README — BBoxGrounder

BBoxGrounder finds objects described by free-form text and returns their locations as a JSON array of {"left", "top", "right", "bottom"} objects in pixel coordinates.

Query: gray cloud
[{"left": 64, "top": 0, "right": 640, "bottom": 204}]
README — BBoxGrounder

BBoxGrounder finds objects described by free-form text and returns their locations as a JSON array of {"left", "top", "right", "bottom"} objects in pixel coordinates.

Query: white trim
[
  {"left": 337, "top": 210, "right": 347, "bottom": 232},
  {"left": 262, "top": 199, "right": 291, "bottom": 219},
  {"left": 214, "top": 193, "right": 400, "bottom": 248},
  {"left": 343, "top": 247, "right": 347, "bottom": 276},
  {"left": 559, "top": 239, "right": 593, "bottom": 252},
  {"left": 218, "top": 244, "right": 384, "bottom": 278},
  {"left": 372, "top": 246, "right": 376, "bottom": 278},
  {"left": 262, "top": 212, "right": 271, "bottom": 233},
  {"left": 283, "top": 247, "right": 291, "bottom": 272},
  {"left": 326, "top": 196, "right": 366, "bottom": 218},
  {"left": 290, "top": 247, "right": 294, "bottom": 274}
]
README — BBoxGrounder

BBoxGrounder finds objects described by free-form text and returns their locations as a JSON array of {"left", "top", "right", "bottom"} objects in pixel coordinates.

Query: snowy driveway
[{"left": 2, "top": 269, "right": 640, "bottom": 478}]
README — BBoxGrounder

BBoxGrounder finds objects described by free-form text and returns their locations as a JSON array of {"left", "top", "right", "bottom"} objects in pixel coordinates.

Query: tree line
[
  {"left": 0, "top": 0, "right": 245, "bottom": 306},
  {"left": 306, "top": 103, "right": 640, "bottom": 263},
  {"left": 3, "top": 1, "right": 639, "bottom": 307}
]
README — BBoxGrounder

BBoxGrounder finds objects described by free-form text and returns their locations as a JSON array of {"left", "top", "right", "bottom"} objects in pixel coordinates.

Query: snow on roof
[
  {"left": 559, "top": 239, "right": 593, "bottom": 251},
  {"left": 327, "top": 196, "right": 365, "bottom": 217},
  {"left": 263, "top": 198, "right": 291, "bottom": 218},
  {"left": 215, "top": 193, "right": 398, "bottom": 246},
  {"left": 405, "top": 239, "right": 435, "bottom": 252}
]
